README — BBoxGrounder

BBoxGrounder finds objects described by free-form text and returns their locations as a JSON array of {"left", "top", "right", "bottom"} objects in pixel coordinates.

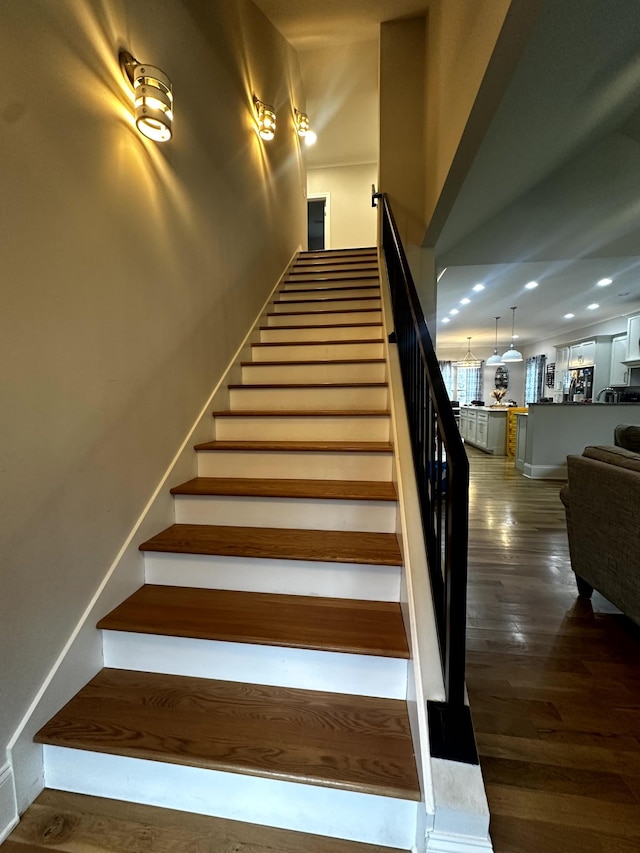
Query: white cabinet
[
  {"left": 624, "top": 315, "right": 640, "bottom": 364},
  {"left": 610, "top": 334, "right": 631, "bottom": 386},
  {"left": 569, "top": 340, "right": 595, "bottom": 367},
  {"left": 475, "top": 411, "right": 488, "bottom": 449},
  {"left": 515, "top": 413, "right": 528, "bottom": 472},
  {"left": 459, "top": 407, "right": 507, "bottom": 455}
]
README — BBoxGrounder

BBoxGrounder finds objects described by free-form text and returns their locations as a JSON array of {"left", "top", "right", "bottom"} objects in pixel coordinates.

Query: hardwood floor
[{"left": 465, "top": 448, "right": 640, "bottom": 852}]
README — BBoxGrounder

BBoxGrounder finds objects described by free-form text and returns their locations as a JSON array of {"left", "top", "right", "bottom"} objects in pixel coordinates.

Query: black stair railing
[{"left": 374, "top": 192, "right": 478, "bottom": 764}]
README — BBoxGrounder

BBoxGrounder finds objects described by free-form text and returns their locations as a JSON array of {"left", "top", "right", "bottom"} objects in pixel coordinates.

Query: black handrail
[{"left": 374, "top": 192, "right": 478, "bottom": 764}]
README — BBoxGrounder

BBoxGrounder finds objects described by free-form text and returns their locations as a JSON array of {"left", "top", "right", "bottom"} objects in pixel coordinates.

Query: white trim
[
  {"left": 523, "top": 462, "right": 567, "bottom": 479},
  {"left": 43, "top": 747, "right": 419, "bottom": 850},
  {"left": 8, "top": 249, "right": 301, "bottom": 813},
  {"left": 0, "top": 763, "right": 18, "bottom": 844},
  {"left": 307, "top": 192, "right": 331, "bottom": 249},
  {"left": 426, "top": 831, "right": 494, "bottom": 852}
]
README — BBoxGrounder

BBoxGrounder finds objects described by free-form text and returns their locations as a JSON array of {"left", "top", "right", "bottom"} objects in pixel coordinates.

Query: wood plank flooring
[
  {"left": 3, "top": 789, "right": 409, "bottom": 853},
  {"left": 465, "top": 448, "right": 640, "bottom": 852}
]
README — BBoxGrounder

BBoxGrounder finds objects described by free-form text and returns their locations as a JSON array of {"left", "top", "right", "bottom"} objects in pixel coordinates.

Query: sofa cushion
[
  {"left": 582, "top": 444, "right": 640, "bottom": 473},
  {"left": 614, "top": 424, "right": 640, "bottom": 453}
]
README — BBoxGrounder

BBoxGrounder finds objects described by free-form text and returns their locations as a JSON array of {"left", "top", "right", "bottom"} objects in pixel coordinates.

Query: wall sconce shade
[
  {"left": 254, "top": 97, "right": 276, "bottom": 140},
  {"left": 294, "top": 108, "right": 310, "bottom": 136},
  {"left": 120, "top": 51, "right": 173, "bottom": 142}
]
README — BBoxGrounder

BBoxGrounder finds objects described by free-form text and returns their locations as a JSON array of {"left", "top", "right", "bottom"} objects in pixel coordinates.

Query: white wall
[
  {"left": 0, "top": 0, "right": 305, "bottom": 796},
  {"left": 307, "top": 164, "right": 378, "bottom": 248}
]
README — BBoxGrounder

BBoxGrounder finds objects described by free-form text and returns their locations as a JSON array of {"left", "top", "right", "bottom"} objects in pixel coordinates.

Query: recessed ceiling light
[
  {"left": 450, "top": 308, "right": 459, "bottom": 315},
  {"left": 460, "top": 297, "right": 471, "bottom": 305},
  {"left": 442, "top": 317, "right": 451, "bottom": 323},
  {"left": 512, "top": 334, "right": 520, "bottom": 340},
  {"left": 597, "top": 278, "right": 613, "bottom": 287},
  {"left": 525, "top": 281, "right": 539, "bottom": 290},
  {"left": 564, "top": 313, "right": 575, "bottom": 319},
  {"left": 587, "top": 303, "right": 599, "bottom": 310},
  {"left": 472, "top": 283, "right": 485, "bottom": 292}
]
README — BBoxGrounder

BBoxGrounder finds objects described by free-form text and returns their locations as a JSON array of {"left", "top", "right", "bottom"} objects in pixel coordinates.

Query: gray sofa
[{"left": 560, "top": 440, "right": 640, "bottom": 626}]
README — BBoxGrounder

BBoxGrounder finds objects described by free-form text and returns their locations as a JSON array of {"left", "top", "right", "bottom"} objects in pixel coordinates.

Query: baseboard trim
[
  {"left": 523, "top": 462, "right": 567, "bottom": 479},
  {"left": 426, "top": 830, "right": 493, "bottom": 852},
  {"left": 0, "top": 763, "right": 18, "bottom": 844}
]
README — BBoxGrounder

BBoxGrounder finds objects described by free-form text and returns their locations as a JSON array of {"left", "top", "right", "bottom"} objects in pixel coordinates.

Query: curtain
[
  {"left": 439, "top": 360, "right": 453, "bottom": 399},
  {"left": 525, "top": 355, "right": 546, "bottom": 404},
  {"left": 456, "top": 366, "right": 483, "bottom": 404}
]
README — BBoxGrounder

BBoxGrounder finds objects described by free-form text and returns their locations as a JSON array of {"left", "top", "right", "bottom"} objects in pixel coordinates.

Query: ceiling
[{"left": 253, "top": 0, "right": 640, "bottom": 349}]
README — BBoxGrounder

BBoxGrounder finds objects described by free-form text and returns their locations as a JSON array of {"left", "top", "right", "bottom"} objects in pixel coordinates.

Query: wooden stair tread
[
  {"left": 97, "top": 586, "right": 408, "bottom": 657},
  {"left": 286, "top": 272, "right": 379, "bottom": 281},
  {"left": 241, "top": 358, "right": 386, "bottom": 366},
  {"left": 138, "top": 523, "right": 402, "bottom": 566},
  {"left": 267, "top": 308, "right": 381, "bottom": 316},
  {"left": 228, "top": 382, "right": 388, "bottom": 390},
  {"left": 171, "top": 477, "right": 397, "bottom": 501},
  {"left": 275, "top": 296, "right": 380, "bottom": 305},
  {"left": 282, "top": 284, "right": 379, "bottom": 293},
  {"left": 194, "top": 439, "right": 394, "bottom": 453},
  {"left": 261, "top": 322, "right": 382, "bottom": 331},
  {"left": 211, "top": 409, "right": 390, "bottom": 417},
  {"left": 35, "top": 669, "right": 419, "bottom": 800},
  {"left": 251, "top": 334, "right": 384, "bottom": 347}
]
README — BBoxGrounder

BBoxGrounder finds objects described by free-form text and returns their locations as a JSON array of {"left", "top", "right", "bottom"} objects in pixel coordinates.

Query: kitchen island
[
  {"left": 459, "top": 406, "right": 508, "bottom": 455},
  {"left": 520, "top": 403, "right": 640, "bottom": 479}
]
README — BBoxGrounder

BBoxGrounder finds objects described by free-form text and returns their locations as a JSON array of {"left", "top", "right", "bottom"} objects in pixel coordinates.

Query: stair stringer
[
  {"left": 378, "top": 258, "right": 492, "bottom": 853},
  {"left": 5, "top": 249, "right": 301, "bottom": 824}
]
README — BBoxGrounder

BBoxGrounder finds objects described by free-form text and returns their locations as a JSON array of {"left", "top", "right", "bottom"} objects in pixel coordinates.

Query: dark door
[{"left": 307, "top": 198, "right": 325, "bottom": 250}]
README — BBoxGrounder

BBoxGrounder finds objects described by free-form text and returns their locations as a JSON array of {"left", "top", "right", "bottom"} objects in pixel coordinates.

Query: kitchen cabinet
[
  {"left": 569, "top": 340, "right": 595, "bottom": 368},
  {"left": 459, "top": 407, "right": 507, "bottom": 455},
  {"left": 515, "top": 413, "right": 528, "bottom": 472},
  {"left": 610, "top": 334, "right": 631, "bottom": 386},
  {"left": 623, "top": 314, "right": 640, "bottom": 365}
]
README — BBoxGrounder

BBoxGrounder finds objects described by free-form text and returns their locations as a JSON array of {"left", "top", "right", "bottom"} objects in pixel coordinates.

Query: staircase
[{"left": 33, "top": 249, "right": 422, "bottom": 851}]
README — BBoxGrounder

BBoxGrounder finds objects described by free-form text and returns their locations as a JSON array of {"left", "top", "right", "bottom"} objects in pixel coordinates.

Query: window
[
  {"left": 438, "top": 360, "right": 454, "bottom": 399},
  {"left": 525, "top": 354, "right": 546, "bottom": 404},
  {"left": 456, "top": 366, "right": 483, "bottom": 404}
]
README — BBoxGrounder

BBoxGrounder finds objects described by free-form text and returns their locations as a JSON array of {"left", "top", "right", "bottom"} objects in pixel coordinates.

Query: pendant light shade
[
  {"left": 486, "top": 316, "right": 504, "bottom": 366},
  {"left": 454, "top": 337, "right": 483, "bottom": 369},
  {"left": 502, "top": 306, "right": 523, "bottom": 363}
]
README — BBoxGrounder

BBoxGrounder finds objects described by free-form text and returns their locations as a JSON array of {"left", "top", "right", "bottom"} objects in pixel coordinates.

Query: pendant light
[
  {"left": 486, "top": 317, "right": 504, "bottom": 366},
  {"left": 501, "top": 306, "right": 523, "bottom": 363},
  {"left": 454, "top": 337, "right": 483, "bottom": 369}
]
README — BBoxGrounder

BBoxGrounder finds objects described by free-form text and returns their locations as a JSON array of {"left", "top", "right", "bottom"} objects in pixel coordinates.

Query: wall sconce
[
  {"left": 254, "top": 97, "right": 276, "bottom": 140},
  {"left": 120, "top": 50, "right": 173, "bottom": 142},
  {"left": 294, "top": 109, "right": 310, "bottom": 137}
]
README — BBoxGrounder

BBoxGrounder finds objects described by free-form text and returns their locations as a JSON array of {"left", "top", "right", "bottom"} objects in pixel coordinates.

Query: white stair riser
[
  {"left": 267, "top": 310, "right": 382, "bottom": 327},
  {"left": 278, "top": 287, "right": 379, "bottom": 300},
  {"left": 259, "top": 325, "right": 381, "bottom": 343},
  {"left": 144, "top": 552, "right": 401, "bottom": 602},
  {"left": 252, "top": 341, "right": 384, "bottom": 362},
  {"left": 282, "top": 281, "right": 378, "bottom": 293},
  {"left": 103, "top": 633, "right": 407, "bottom": 699},
  {"left": 241, "top": 361, "right": 387, "bottom": 384},
  {"left": 272, "top": 299, "right": 380, "bottom": 313},
  {"left": 212, "top": 414, "right": 390, "bottom": 441},
  {"left": 43, "top": 748, "right": 417, "bottom": 849},
  {"left": 228, "top": 385, "right": 389, "bottom": 412},
  {"left": 196, "top": 449, "right": 394, "bottom": 481},
  {"left": 173, "top": 494, "right": 397, "bottom": 533}
]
